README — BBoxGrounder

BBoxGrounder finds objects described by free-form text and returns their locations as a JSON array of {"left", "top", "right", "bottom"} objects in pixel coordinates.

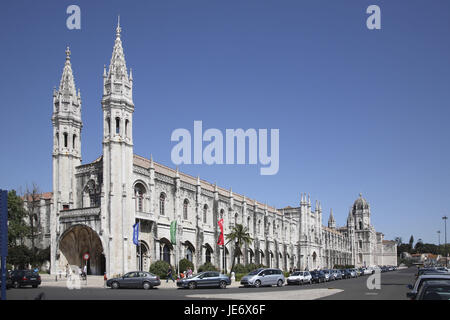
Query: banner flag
[
  {"left": 217, "top": 218, "right": 224, "bottom": 245},
  {"left": 132, "top": 222, "right": 140, "bottom": 246},
  {"left": 170, "top": 220, "right": 177, "bottom": 244}
]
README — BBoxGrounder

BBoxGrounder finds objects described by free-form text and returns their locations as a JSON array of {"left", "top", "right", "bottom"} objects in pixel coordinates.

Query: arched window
[
  {"left": 205, "top": 246, "right": 212, "bottom": 263},
  {"left": 115, "top": 117, "right": 120, "bottom": 134},
  {"left": 63, "top": 132, "right": 68, "bottom": 148},
  {"left": 203, "top": 204, "right": 208, "bottom": 223},
  {"left": 159, "top": 193, "right": 166, "bottom": 216},
  {"left": 359, "top": 221, "right": 363, "bottom": 230},
  {"left": 125, "top": 119, "right": 129, "bottom": 137},
  {"left": 220, "top": 209, "right": 224, "bottom": 219},
  {"left": 186, "top": 248, "right": 193, "bottom": 262},
  {"left": 106, "top": 117, "right": 111, "bottom": 135},
  {"left": 72, "top": 134, "right": 76, "bottom": 149},
  {"left": 134, "top": 183, "right": 146, "bottom": 212},
  {"left": 183, "top": 199, "right": 189, "bottom": 220},
  {"left": 257, "top": 220, "right": 261, "bottom": 235},
  {"left": 234, "top": 213, "right": 238, "bottom": 225},
  {"left": 163, "top": 245, "right": 170, "bottom": 264}
]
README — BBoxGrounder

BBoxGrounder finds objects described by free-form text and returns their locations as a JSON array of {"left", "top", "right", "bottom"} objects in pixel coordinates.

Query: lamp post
[
  {"left": 437, "top": 230, "right": 441, "bottom": 246},
  {"left": 443, "top": 216, "right": 448, "bottom": 268}
]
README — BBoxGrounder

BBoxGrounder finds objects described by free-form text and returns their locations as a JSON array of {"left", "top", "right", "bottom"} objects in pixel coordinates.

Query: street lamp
[
  {"left": 443, "top": 216, "right": 448, "bottom": 268},
  {"left": 437, "top": 230, "right": 441, "bottom": 246}
]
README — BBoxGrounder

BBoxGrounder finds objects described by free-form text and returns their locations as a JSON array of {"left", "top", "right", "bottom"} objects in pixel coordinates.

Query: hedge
[
  {"left": 179, "top": 259, "right": 194, "bottom": 273},
  {"left": 149, "top": 260, "right": 174, "bottom": 279},
  {"left": 197, "top": 262, "right": 219, "bottom": 272}
]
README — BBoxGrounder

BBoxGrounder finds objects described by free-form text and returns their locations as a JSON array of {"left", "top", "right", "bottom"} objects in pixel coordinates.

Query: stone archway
[
  {"left": 58, "top": 224, "right": 105, "bottom": 275},
  {"left": 137, "top": 240, "right": 150, "bottom": 271}
]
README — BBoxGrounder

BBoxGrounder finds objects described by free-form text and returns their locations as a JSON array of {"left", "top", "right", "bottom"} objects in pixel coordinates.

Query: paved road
[{"left": 5, "top": 267, "right": 416, "bottom": 300}]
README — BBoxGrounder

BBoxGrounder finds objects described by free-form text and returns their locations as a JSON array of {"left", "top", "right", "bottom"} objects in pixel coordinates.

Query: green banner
[{"left": 170, "top": 220, "right": 177, "bottom": 244}]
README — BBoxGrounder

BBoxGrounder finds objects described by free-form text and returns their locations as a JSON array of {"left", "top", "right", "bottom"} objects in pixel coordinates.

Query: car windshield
[
  {"left": 291, "top": 272, "right": 301, "bottom": 276},
  {"left": 248, "top": 269, "right": 263, "bottom": 276}
]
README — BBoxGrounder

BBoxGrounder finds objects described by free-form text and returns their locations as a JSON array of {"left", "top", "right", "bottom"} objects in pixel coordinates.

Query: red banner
[{"left": 217, "top": 218, "right": 224, "bottom": 245}]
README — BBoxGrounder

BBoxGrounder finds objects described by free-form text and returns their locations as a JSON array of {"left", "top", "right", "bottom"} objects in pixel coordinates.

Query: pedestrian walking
[{"left": 166, "top": 266, "right": 175, "bottom": 283}]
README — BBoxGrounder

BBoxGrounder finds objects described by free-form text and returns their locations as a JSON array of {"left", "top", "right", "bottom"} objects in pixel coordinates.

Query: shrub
[
  {"left": 197, "top": 262, "right": 218, "bottom": 272},
  {"left": 283, "top": 271, "right": 290, "bottom": 278},
  {"left": 149, "top": 260, "right": 173, "bottom": 279},
  {"left": 245, "top": 263, "right": 265, "bottom": 273},
  {"left": 179, "top": 259, "right": 194, "bottom": 274},
  {"left": 234, "top": 273, "right": 246, "bottom": 282},
  {"left": 233, "top": 264, "right": 247, "bottom": 274}
]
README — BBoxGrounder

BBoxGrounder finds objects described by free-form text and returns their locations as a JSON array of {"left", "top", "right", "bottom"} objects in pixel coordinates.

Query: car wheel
[
  {"left": 254, "top": 280, "right": 261, "bottom": 288},
  {"left": 277, "top": 279, "right": 283, "bottom": 287},
  {"left": 188, "top": 282, "right": 197, "bottom": 289},
  {"left": 219, "top": 281, "right": 227, "bottom": 289},
  {"left": 111, "top": 281, "right": 119, "bottom": 289},
  {"left": 309, "top": 280, "right": 312, "bottom": 285},
  {"left": 143, "top": 282, "right": 151, "bottom": 290},
  {"left": 13, "top": 282, "right": 20, "bottom": 289}
]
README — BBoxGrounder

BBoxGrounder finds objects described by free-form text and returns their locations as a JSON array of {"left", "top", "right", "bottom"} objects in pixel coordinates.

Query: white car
[
  {"left": 287, "top": 271, "right": 312, "bottom": 285},
  {"left": 364, "top": 268, "right": 374, "bottom": 275}
]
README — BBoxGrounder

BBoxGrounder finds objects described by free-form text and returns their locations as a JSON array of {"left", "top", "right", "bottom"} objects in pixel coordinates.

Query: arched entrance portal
[
  {"left": 59, "top": 224, "right": 105, "bottom": 275},
  {"left": 136, "top": 241, "right": 150, "bottom": 271}
]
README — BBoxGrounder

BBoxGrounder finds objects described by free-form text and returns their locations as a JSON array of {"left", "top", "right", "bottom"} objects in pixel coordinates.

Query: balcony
[
  {"left": 135, "top": 210, "right": 155, "bottom": 221},
  {"left": 59, "top": 207, "right": 101, "bottom": 221}
]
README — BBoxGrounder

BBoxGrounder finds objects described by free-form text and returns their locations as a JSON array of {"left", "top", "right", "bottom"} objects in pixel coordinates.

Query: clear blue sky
[{"left": 1, "top": 0, "right": 449, "bottom": 245}]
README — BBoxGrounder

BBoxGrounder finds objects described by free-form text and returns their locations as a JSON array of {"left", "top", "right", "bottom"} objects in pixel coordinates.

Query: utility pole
[
  {"left": 438, "top": 230, "right": 441, "bottom": 246},
  {"left": 442, "top": 217, "right": 448, "bottom": 267}
]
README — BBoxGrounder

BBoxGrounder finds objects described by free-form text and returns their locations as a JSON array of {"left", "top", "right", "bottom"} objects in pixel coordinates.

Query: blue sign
[
  {"left": 1, "top": 189, "right": 8, "bottom": 300},
  {"left": 132, "top": 222, "right": 139, "bottom": 246}
]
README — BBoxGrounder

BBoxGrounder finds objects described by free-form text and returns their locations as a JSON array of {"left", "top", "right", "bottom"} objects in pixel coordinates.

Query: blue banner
[
  {"left": 1, "top": 189, "right": 8, "bottom": 301},
  {"left": 133, "top": 222, "right": 139, "bottom": 246}
]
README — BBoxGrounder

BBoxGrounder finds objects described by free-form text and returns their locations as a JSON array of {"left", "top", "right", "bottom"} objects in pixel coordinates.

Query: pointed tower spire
[
  {"left": 58, "top": 46, "right": 77, "bottom": 96},
  {"left": 107, "top": 16, "right": 129, "bottom": 83},
  {"left": 328, "top": 208, "right": 336, "bottom": 228}
]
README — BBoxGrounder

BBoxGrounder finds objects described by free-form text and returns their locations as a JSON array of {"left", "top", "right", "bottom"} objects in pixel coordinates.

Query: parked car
[
  {"left": 287, "top": 271, "right": 312, "bottom": 285},
  {"left": 177, "top": 271, "right": 231, "bottom": 289},
  {"left": 107, "top": 271, "right": 160, "bottom": 289},
  {"left": 406, "top": 273, "right": 450, "bottom": 300},
  {"left": 240, "top": 268, "right": 285, "bottom": 288},
  {"left": 342, "top": 269, "right": 353, "bottom": 279},
  {"left": 310, "top": 270, "right": 326, "bottom": 283},
  {"left": 415, "top": 280, "right": 450, "bottom": 300},
  {"left": 10, "top": 270, "right": 41, "bottom": 288},
  {"left": 322, "top": 269, "right": 334, "bottom": 281}
]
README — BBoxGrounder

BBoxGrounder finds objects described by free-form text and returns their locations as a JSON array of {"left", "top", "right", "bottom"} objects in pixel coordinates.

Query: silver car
[{"left": 240, "top": 268, "right": 285, "bottom": 288}]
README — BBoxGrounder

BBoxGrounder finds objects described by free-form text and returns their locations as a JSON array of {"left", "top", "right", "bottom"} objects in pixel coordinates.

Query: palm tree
[{"left": 225, "top": 223, "right": 253, "bottom": 276}]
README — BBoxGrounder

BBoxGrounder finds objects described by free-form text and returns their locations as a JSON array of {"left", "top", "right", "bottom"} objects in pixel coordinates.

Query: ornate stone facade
[{"left": 36, "top": 21, "right": 397, "bottom": 276}]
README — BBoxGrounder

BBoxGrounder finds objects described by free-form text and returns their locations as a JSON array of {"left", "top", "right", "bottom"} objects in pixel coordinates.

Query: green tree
[
  {"left": 7, "top": 190, "right": 29, "bottom": 246},
  {"left": 225, "top": 224, "right": 253, "bottom": 277}
]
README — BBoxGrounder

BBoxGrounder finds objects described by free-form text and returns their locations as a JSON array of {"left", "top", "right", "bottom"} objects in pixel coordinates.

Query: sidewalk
[{"left": 40, "top": 274, "right": 242, "bottom": 289}]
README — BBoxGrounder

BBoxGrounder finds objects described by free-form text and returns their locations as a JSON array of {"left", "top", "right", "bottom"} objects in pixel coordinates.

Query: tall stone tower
[
  {"left": 101, "top": 18, "right": 135, "bottom": 276},
  {"left": 50, "top": 47, "right": 83, "bottom": 273}
]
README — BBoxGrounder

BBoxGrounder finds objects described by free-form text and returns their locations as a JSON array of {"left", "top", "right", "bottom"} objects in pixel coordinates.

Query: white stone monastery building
[{"left": 34, "top": 22, "right": 397, "bottom": 276}]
